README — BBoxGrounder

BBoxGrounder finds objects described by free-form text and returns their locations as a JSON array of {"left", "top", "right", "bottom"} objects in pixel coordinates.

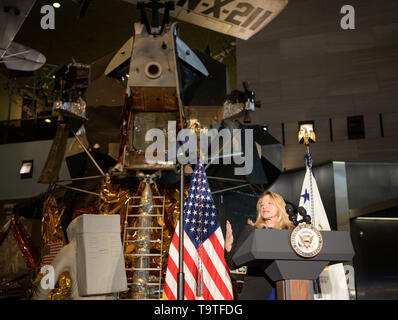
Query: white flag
[{"left": 298, "top": 153, "right": 350, "bottom": 300}]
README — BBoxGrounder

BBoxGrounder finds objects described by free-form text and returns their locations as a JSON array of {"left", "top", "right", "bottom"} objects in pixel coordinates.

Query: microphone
[
  {"left": 285, "top": 203, "right": 312, "bottom": 226},
  {"left": 297, "top": 206, "right": 307, "bottom": 217},
  {"left": 285, "top": 203, "right": 298, "bottom": 226},
  {"left": 296, "top": 206, "right": 312, "bottom": 225},
  {"left": 285, "top": 203, "right": 295, "bottom": 214}
]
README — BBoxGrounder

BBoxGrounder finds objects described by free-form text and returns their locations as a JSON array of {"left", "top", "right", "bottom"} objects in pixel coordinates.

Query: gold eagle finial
[{"left": 298, "top": 124, "right": 316, "bottom": 146}]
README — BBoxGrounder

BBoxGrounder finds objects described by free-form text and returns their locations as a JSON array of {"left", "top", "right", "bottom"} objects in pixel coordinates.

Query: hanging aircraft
[
  {"left": 122, "top": 0, "right": 288, "bottom": 40},
  {"left": 0, "top": 0, "right": 46, "bottom": 71}
]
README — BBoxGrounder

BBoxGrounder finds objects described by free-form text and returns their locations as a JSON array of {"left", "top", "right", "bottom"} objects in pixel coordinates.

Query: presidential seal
[{"left": 290, "top": 224, "right": 323, "bottom": 258}]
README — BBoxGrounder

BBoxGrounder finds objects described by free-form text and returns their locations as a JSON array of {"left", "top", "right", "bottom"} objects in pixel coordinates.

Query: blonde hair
[{"left": 248, "top": 191, "right": 294, "bottom": 230}]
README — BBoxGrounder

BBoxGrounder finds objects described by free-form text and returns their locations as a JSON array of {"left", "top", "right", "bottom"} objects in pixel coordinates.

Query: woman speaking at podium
[{"left": 224, "top": 191, "right": 294, "bottom": 300}]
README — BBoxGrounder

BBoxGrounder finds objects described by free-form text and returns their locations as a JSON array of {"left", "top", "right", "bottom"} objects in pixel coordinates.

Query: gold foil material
[
  {"left": 122, "top": 180, "right": 188, "bottom": 299},
  {"left": 72, "top": 205, "right": 98, "bottom": 220},
  {"left": 10, "top": 215, "right": 40, "bottom": 269},
  {"left": 38, "top": 195, "right": 71, "bottom": 300},
  {"left": 31, "top": 270, "right": 71, "bottom": 300},
  {"left": 156, "top": 186, "right": 189, "bottom": 279},
  {"left": 98, "top": 176, "right": 130, "bottom": 218},
  {"left": 130, "top": 177, "right": 156, "bottom": 299},
  {"left": 41, "top": 195, "right": 66, "bottom": 246},
  {"left": 147, "top": 183, "right": 189, "bottom": 281},
  {"left": 47, "top": 271, "right": 71, "bottom": 300}
]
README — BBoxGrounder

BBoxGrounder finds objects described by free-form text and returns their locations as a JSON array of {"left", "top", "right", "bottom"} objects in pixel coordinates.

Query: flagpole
[
  {"left": 176, "top": 123, "right": 199, "bottom": 300},
  {"left": 176, "top": 124, "right": 205, "bottom": 299},
  {"left": 176, "top": 116, "right": 185, "bottom": 301},
  {"left": 177, "top": 163, "right": 185, "bottom": 300},
  {"left": 176, "top": 62, "right": 186, "bottom": 299},
  {"left": 298, "top": 125, "right": 315, "bottom": 223},
  {"left": 298, "top": 123, "right": 324, "bottom": 299}
]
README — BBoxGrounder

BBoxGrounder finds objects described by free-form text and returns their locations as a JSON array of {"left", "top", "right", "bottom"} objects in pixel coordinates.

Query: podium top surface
[{"left": 232, "top": 228, "right": 355, "bottom": 268}]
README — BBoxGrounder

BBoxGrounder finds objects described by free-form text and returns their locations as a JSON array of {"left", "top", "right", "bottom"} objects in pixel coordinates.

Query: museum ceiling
[{"left": 0, "top": 0, "right": 236, "bottom": 87}]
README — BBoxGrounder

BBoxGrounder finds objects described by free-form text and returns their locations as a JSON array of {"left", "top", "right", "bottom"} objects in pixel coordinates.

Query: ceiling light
[
  {"left": 52, "top": 2, "right": 61, "bottom": 8},
  {"left": 45, "top": 118, "right": 52, "bottom": 123}
]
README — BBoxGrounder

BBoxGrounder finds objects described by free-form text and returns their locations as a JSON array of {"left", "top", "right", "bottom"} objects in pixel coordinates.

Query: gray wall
[
  {"left": 0, "top": 139, "right": 72, "bottom": 200},
  {"left": 237, "top": 0, "right": 398, "bottom": 170},
  {"left": 346, "top": 162, "right": 398, "bottom": 209}
]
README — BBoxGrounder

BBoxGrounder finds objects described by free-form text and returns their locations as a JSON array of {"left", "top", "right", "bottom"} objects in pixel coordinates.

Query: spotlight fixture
[
  {"left": 20, "top": 160, "right": 34, "bottom": 179},
  {"left": 52, "top": 2, "right": 61, "bottom": 8}
]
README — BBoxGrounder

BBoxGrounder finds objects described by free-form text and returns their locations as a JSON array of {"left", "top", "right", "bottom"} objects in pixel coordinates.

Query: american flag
[
  {"left": 163, "top": 159, "right": 234, "bottom": 300},
  {"left": 42, "top": 242, "right": 64, "bottom": 266}
]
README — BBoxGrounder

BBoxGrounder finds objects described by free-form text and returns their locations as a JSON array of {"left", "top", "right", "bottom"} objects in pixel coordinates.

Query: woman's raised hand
[{"left": 225, "top": 220, "right": 234, "bottom": 252}]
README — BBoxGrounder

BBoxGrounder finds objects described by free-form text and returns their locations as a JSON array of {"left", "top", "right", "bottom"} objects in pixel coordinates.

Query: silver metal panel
[
  {"left": 332, "top": 161, "right": 350, "bottom": 232},
  {"left": 105, "top": 36, "right": 134, "bottom": 76},
  {"left": 127, "top": 23, "right": 178, "bottom": 88},
  {"left": 131, "top": 112, "right": 176, "bottom": 153},
  {"left": 176, "top": 36, "right": 208, "bottom": 76}
]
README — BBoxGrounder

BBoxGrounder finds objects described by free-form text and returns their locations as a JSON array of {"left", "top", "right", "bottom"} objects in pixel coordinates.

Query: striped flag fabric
[
  {"left": 42, "top": 242, "right": 64, "bottom": 266},
  {"left": 299, "top": 152, "right": 350, "bottom": 300},
  {"left": 163, "top": 159, "right": 234, "bottom": 300}
]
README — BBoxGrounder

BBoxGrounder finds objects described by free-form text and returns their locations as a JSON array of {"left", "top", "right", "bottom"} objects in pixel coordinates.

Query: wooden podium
[{"left": 232, "top": 228, "right": 355, "bottom": 300}]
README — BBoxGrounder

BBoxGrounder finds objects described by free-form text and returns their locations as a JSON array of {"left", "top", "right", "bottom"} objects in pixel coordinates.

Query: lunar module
[{"left": 1, "top": 0, "right": 288, "bottom": 300}]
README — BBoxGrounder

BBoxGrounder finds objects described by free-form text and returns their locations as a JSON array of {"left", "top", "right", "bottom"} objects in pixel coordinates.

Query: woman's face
[{"left": 260, "top": 194, "right": 279, "bottom": 228}]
